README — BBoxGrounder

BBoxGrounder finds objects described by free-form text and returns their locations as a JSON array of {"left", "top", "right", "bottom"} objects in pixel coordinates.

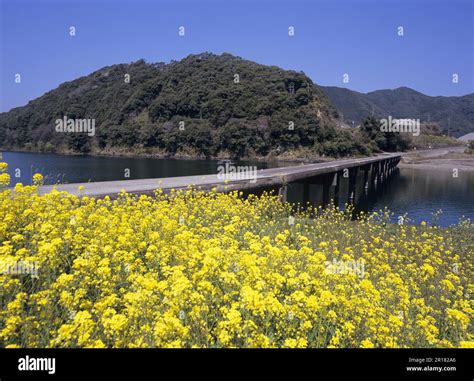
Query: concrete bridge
[{"left": 39, "top": 153, "right": 401, "bottom": 203}]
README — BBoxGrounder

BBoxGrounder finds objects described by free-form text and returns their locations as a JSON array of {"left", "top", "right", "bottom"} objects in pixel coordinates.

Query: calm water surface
[
  {"left": 3, "top": 151, "right": 288, "bottom": 185},
  {"left": 3, "top": 151, "right": 473, "bottom": 227},
  {"left": 285, "top": 168, "right": 474, "bottom": 227}
]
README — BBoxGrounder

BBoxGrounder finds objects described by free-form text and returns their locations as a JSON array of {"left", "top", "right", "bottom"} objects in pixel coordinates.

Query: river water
[{"left": 2, "top": 151, "right": 473, "bottom": 227}]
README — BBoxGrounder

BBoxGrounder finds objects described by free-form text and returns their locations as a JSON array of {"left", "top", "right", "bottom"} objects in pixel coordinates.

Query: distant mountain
[
  {"left": 1, "top": 53, "right": 372, "bottom": 158},
  {"left": 320, "top": 86, "right": 474, "bottom": 137}
]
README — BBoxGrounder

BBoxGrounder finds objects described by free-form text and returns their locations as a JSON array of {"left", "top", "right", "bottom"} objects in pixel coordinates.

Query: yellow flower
[
  {"left": 0, "top": 162, "right": 8, "bottom": 173},
  {"left": 361, "top": 339, "right": 374, "bottom": 348},
  {"left": 32, "top": 173, "right": 44, "bottom": 186},
  {"left": 0, "top": 172, "right": 10, "bottom": 186},
  {"left": 0, "top": 179, "right": 471, "bottom": 348}
]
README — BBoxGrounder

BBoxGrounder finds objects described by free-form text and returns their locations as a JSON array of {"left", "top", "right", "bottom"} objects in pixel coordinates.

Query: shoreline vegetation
[
  {"left": 0, "top": 145, "right": 334, "bottom": 163},
  {"left": 3, "top": 141, "right": 471, "bottom": 168},
  {"left": 0, "top": 169, "right": 472, "bottom": 348}
]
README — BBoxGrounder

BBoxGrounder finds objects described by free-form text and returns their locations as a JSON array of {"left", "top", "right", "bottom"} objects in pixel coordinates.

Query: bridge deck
[{"left": 38, "top": 153, "right": 401, "bottom": 198}]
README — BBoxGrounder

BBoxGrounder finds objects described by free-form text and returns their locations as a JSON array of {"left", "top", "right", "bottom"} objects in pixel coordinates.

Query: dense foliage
[
  {"left": 358, "top": 116, "right": 412, "bottom": 152},
  {"left": 1, "top": 53, "right": 375, "bottom": 158}
]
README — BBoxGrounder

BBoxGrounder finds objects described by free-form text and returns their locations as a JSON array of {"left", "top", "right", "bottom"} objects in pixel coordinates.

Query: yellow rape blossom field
[{"left": 0, "top": 162, "right": 472, "bottom": 348}]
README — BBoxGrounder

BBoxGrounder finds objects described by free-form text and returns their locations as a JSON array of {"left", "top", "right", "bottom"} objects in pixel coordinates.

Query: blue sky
[{"left": 1, "top": 0, "right": 473, "bottom": 112}]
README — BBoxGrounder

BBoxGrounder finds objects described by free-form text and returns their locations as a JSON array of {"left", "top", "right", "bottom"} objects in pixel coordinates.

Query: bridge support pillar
[
  {"left": 278, "top": 185, "right": 288, "bottom": 203},
  {"left": 363, "top": 165, "right": 370, "bottom": 194},
  {"left": 332, "top": 172, "right": 340, "bottom": 206},
  {"left": 348, "top": 167, "right": 358, "bottom": 204},
  {"left": 302, "top": 182, "right": 310, "bottom": 205},
  {"left": 379, "top": 161, "right": 384, "bottom": 184},
  {"left": 322, "top": 183, "right": 330, "bottom": 206},
  {"left": 371, "top": 162, "right": 378, "bottom": 189}
]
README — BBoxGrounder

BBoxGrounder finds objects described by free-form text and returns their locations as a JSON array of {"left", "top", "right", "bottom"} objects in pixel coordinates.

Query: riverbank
[
  {"left": 0, "top": 146, "right": 324, "bottom": 163},
  {"left": 5, "top": 144, "right": 473, "bottom": 170},
  {"left": 1, "top": 145, "right": 367, "bottom": 165},
  {"left": 399, "top": 146, "right": 474, "bottom": 171}
]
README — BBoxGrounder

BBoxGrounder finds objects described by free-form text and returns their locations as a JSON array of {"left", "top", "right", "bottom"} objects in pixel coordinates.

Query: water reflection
[{"left": 283, "top": 168, "right": 473, "bottom": 227}]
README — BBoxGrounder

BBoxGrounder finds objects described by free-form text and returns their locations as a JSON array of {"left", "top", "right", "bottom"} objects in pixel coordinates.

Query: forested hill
[
  {"left": 320, "top": 86, "right": 474, "bottom": 138},
  {"left": 0, "top": 53, "right": 381, "bottom": 159}
]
